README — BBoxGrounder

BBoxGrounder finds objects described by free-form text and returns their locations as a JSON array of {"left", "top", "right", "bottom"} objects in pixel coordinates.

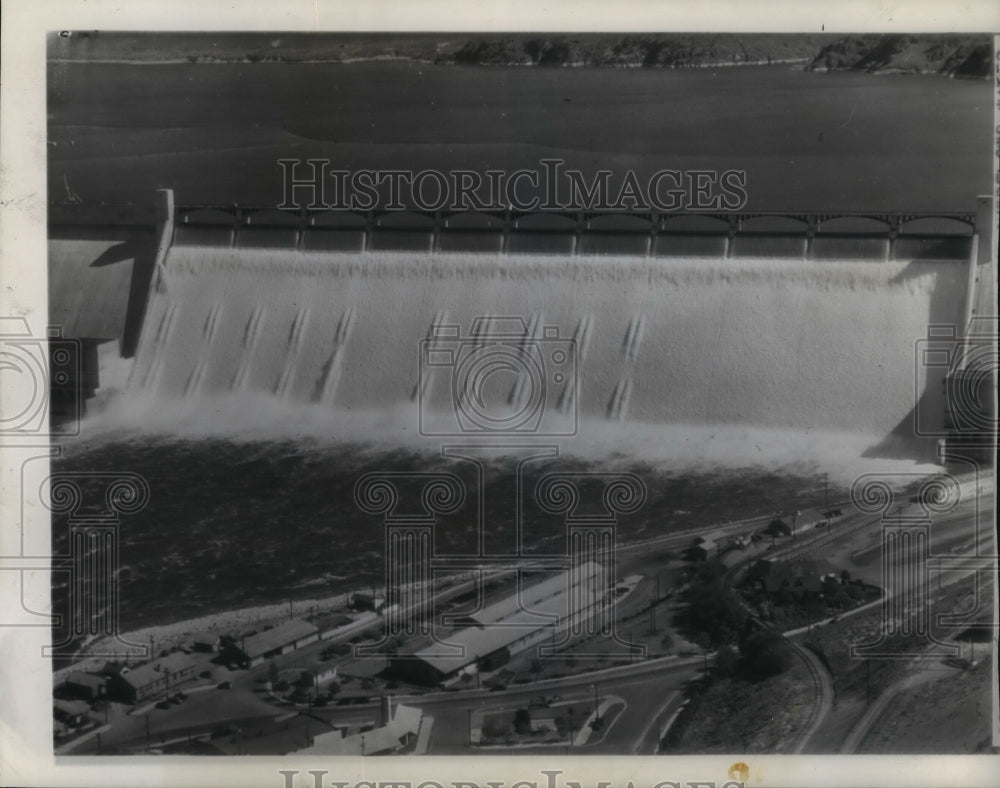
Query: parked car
[
  {"left": 217, "top": 681, "right": 232, "bottom": 690},
  {"left": 155, "top": 700, "right": 171, "bottom": 710}
]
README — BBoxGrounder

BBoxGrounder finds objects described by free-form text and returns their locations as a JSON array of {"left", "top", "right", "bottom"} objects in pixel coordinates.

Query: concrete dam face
[{"left": 124, "top": 236, "right": 970, "bottom": 458}]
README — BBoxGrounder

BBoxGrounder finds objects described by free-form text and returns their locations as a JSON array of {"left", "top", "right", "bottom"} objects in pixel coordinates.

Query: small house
[
  {"left": 53, "top": 698, "right": 91, "bottom": 728},
  {"left": 351, "top": 592, "right": 386, "bottom": 613},
  {"left": 109, "top": 652, "right": 199, "bottom": 703},
  {"left": 62, "top": 671, "right": 107, "bottom": 700}
]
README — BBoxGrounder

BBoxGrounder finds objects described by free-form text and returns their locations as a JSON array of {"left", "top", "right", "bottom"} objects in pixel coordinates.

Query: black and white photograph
[{"left": 1, "top": 2, "right": 998, "bottom": 786}]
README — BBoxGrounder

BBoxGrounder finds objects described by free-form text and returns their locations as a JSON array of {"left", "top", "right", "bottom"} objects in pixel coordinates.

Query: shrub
[{"left": 482, "top": 717, "right": 507, "bottom": 740}]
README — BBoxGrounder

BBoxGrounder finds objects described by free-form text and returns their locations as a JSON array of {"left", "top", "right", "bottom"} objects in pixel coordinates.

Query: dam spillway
[{"left": 87, "top": 192, "right": 984, "bottom": 461}]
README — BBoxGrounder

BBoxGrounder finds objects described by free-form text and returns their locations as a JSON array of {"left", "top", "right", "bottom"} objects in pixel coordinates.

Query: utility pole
[
  {"left": 467, "top": 709, "right": 473, "bottom": 746},
  {"left": 144, "top": 713, "right": 150, "bottom": 748},
  {"left": 823, "top": 472, "right": 829, "bottom": 513},
  {"left": 96, "top": 731, "right": 102, "bottom": 755},
  {"left": 567, "top": 707, "right": 574, "bottom": 748},
  {"left": 865, "top": 660, "right": 871, "bottom": 707}
]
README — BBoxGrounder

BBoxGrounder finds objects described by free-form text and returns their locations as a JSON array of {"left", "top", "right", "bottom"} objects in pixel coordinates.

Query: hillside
[
  {"left": 807, "top": 34, "right": 991, "bottom": 77},
  {"left": 444, "top": 33, "right": 830, "bottom": 67},
  {"left": 48, "top": 32, "right": 992, "bottom": 77}
]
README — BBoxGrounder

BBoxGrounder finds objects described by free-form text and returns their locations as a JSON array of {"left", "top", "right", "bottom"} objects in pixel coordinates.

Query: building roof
[
  {"left": 65, "top": 672, "right": 106, "bottom": 690},
  {"left": 775, "top": 508, "right": 828, "bottom": 525},
  {"left": 796, "top": 509, "right": 828, "bottom": 525},
  {"left": 121, "top": 652, "right": 199, "bottom": 689},
  {"left": 302, "top": 703, "right": 422, "bottom": 755},
  {"left": 240, "top": 619, "right": 318, "bottom": 659},
  {"left": 757, "top": 558, "right": 830, "bottom": 593},
  {"left": 391, "top": 703, "right": 422, "bottom": 734},
  {"left": 468, "top": 562, "right": 602, "bottom": 627},
  {"left": 54, "top": 699, "right": 91, "bottom": 717},
  {"left": 409, "top": 563, "right": 604, "bottom": 675}
]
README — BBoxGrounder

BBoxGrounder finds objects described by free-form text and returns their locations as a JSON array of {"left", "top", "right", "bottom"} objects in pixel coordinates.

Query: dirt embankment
[{"left": 858, "top": 657, "right": 996, "bottom": 754}]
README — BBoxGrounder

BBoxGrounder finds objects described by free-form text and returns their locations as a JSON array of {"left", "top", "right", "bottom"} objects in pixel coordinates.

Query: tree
[
  {"left": 714, "top": 644, "right": 739, "bottom": 677},
  {"left": 739, "top": 631, "right": 794, "bottom": 680},
  {"left": 513, "top": 708, "right": 532, "bottom": 735},
  {"left": 673, "top": 560, "right": 746, "bottom": 648}
]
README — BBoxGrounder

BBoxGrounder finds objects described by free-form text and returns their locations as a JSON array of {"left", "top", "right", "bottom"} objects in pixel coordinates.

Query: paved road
[
  {"left": 781, "top": 495, "right": 994, "bottom": 753},
  {"left": 407, "top": 657, "right": 701, "bottom": 754}
]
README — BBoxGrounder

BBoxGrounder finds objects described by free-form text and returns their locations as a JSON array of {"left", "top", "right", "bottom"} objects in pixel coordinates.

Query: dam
[{"left": 48, "top": 192, "right": 995, "bottom": 465}]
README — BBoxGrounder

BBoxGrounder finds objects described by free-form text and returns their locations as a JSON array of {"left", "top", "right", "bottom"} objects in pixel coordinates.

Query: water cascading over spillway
[{"left": 127, "top": 244, "right": 968, "bottom": 447}]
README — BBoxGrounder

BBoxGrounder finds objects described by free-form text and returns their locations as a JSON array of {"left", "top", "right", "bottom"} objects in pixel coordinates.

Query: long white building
[{"left": 389, "top": 562, "right": 606, "bottom": 685}]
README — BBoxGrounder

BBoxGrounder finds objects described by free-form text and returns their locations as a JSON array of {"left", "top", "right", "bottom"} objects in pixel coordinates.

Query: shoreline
[
  {"left": 54, "top": 589, "right": 355, "bottom": 682},
  {"left": 45, "top": 57, "right": 988, "bottom": 79},
  {"left": 55, "top": 570, "right": 484, "bottom": 682}
]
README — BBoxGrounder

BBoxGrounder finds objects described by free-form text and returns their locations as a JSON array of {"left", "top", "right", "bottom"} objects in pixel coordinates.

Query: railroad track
[
  {"left": 722, "top": 559, "right": 833, "bottom": 754},
  {"left": 769, "top": 513, "right": 880, "bottom": 561}
]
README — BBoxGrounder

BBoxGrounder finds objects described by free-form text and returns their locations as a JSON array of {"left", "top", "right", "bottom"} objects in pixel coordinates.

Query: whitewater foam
[{"left": 99, "top": 246, "right": 969, "bottom": 480}]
